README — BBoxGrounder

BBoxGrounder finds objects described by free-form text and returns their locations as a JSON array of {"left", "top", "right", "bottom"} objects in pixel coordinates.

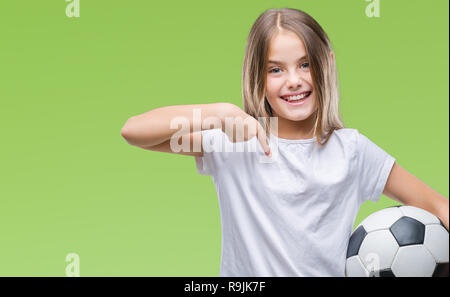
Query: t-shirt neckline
[{"left": 270, "top": 133, "right": 317, "bottom": 144}]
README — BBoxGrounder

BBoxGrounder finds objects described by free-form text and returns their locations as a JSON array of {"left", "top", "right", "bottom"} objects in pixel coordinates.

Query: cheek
[
  {"left": 266, "top": 78, "right": 282, "bottom": 96},
  {"left": 265, "top": 78, "right": 274, "bottom": 92},
  {"left": 306, "top": 74, "right": 314, "bottom": 88},
  {"left": 300, "top": 72, "right": 313, "bottom": 85},
  {"left": 265, "top": 89, "right": 281, "bottom": 108}
]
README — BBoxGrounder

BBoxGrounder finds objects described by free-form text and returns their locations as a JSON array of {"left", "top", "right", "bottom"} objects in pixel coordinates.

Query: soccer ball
[{"left": 345, "top": 205, "right": 449, "bottom": 277}]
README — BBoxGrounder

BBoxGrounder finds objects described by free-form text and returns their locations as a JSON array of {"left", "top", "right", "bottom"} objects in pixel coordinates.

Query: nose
[{"left": 285, "top": 72, "right": 303, "bottom": 89}]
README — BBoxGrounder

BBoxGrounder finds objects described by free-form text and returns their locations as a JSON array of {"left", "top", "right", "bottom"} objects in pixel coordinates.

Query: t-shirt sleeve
[
  {"left": 194, "top": 128, "right": 229, "bottom": 176},
  {"left": 354, "top": 129, "right": 396, "bottom": 203}
]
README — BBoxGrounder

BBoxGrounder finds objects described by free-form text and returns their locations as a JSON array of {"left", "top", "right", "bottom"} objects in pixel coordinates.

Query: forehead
[{"left": 267, "top": 31, "right": 307, "bottom": 63}]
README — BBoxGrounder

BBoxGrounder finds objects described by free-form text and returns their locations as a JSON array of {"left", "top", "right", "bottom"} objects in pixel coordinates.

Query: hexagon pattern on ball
[
  {"left": 360, "top": 207, "right": 403, "bottom": 233},
  {"left": 345, "top": 255, "right": 369, "bottom": 277},
  {"left": 345, "top": 206, "right": 449, "bottom": 277},
  {"left": 424, "top": 224, "right": 449, "bottom": 263},
  {"left": 358, "top": 230, "right": 399, "bottom": 272},
  {"left": 391, "top": 245, "right": 437, "bottom": 277}
]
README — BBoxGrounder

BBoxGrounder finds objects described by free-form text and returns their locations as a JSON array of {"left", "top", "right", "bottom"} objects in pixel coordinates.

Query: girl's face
[{"left": 266, "top": 30, "right": 317, "bottom": 122}]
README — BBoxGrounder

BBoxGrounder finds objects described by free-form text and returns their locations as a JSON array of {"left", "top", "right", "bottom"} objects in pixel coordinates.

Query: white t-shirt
[{"left": 194, "top": 128, "right": 396, "bottom": 277}]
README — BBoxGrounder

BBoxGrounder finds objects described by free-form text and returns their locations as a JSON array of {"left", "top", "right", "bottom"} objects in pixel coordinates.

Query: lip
[
  {"left": 279, "top": 91, "right": 312, "bottom": 106},
  {"left": 280, "top": 91, "right": 311, "bottom": 99}
]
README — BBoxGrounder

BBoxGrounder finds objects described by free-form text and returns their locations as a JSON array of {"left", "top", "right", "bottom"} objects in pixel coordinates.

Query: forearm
[
  {"left": 415, "top": 188, "right": 448, "bottom": 231},
  {"left": 383, "top": 163, "right": 449, "bottom": 231},
  {"left": 435, "top": 195, "right": 449, "bottom": 231},
  {"left": 121, "top": 102, "right": 232, "bottom": 147}
]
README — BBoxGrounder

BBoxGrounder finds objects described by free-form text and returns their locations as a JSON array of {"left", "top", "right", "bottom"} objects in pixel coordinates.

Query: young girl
[{"left": 121, "top": 8, "right": 449, "bottom": 277}]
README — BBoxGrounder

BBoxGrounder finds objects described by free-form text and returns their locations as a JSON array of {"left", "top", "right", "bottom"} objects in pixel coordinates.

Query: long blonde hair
[{"left": 242, "top": 8, "right": 345, "bottom": 146}]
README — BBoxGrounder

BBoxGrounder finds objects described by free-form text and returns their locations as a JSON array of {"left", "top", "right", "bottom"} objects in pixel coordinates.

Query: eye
[
  {"left": 268, "top": 67, "right": 281, "bottom": 74},
  {"left": 268, "top": 62, "right": 310, "bottom": 73}
]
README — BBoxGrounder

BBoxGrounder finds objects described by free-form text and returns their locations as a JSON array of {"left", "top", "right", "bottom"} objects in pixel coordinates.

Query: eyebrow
[{"left": 268, "top": 56, "right": 308, "bottom": 65}]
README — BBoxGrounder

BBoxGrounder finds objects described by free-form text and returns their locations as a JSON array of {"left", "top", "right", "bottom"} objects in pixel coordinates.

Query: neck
[{"left": 272, "top": 112, "right": 317, "bottom": 140}]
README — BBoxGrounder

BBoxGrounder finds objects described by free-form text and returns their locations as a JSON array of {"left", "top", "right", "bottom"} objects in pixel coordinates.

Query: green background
[{"left": 0, "top": 0, "right": 448, "bottom": 276}]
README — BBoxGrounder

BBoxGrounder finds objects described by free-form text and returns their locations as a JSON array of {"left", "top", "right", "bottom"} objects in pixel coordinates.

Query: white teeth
[{"left": 284, "top": 92, "right": 309, "bottom": 101}]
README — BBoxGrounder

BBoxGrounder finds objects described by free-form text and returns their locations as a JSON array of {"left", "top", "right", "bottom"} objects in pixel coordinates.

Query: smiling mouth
[{"left": 280, "top": 91, "right": 312, "bottom": 102}]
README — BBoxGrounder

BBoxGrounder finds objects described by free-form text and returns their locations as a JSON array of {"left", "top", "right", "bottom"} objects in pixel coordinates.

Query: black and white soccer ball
[{"left": 346, "top": 205, "right": 449, "bottom": 277}]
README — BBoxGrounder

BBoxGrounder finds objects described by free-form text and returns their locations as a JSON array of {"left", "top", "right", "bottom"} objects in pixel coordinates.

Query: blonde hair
[{"left": 241, "top": 8, "right": 345, "bottom": 146}]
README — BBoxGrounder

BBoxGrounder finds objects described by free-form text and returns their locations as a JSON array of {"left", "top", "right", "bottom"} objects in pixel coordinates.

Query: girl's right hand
[{"left": 220, "top": 104, "right": 271, "bottom": 157}]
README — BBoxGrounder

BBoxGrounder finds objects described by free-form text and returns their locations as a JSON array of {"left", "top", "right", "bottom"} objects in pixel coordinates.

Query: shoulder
[
  {"left": 333, "top": 128, "right": 359, "bottom": 143},
  {"left": 331, "top": 128, "right": 361, "bottom": 159},
  {"left": 334, "top": 127, "right": 358, "bottom": 136}
]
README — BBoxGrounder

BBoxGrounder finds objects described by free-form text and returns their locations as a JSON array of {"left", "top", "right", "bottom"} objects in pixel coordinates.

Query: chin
[
  {"left": 283, "top": 112, "right": 315, "bottom": 121},
  {"left": 273, "top": 104, "right": 317, "bottom": 121}
]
